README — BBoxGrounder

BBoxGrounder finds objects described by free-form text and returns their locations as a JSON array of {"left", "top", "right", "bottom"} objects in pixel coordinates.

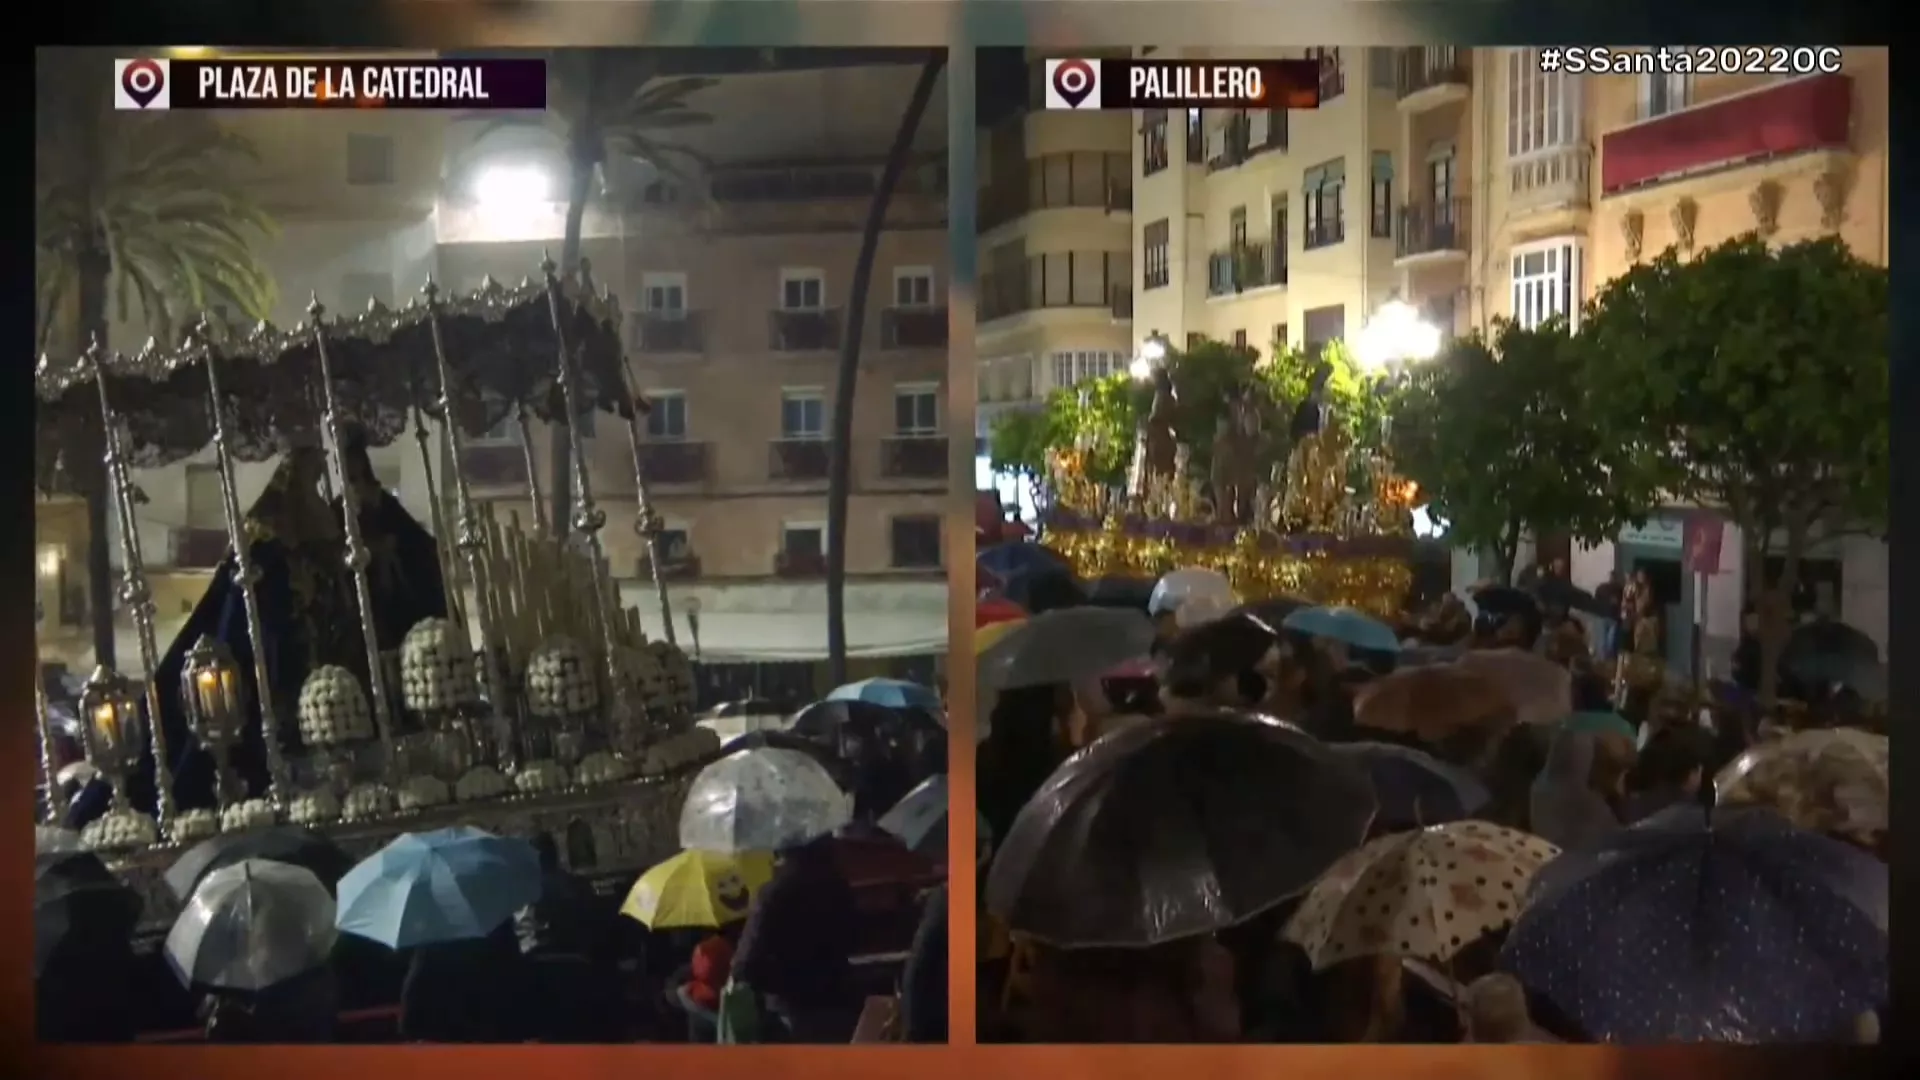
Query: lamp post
[
  {"left": 1354, "top": 298, "right": 1442, "bottom": 442},
  {"left": 1128, "top": 332, "right": 1170, "bottom": 380}
]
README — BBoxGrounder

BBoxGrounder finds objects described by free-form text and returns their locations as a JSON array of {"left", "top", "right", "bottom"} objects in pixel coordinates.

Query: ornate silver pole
[
  {"left": 540, "top": 255, "right": 645, "bottom": 734},
  {"left": 515, "top": 400, "right": 549, "bottom": 538},
  {"left": 84, "top": 341, "right": 176, "bottom": 834},
  {"left": 303, "top": 297, "right": 399, "bottom": 781},
  {"left": 36, "top": 676, "right": 67, "bottom": 824},
  {"left": 420, "top": 278, "right": 512, "bottom": 735},
  {"left": 196, "top": 324, "right": 292, "bottom": 805},
  {"left": 403, "top": 363, "right": 462, "bottom": 626}
]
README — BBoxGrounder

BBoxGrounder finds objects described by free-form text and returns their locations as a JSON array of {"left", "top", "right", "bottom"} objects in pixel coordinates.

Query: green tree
[
  {"left": 987, "top": 406, "right": 1056, "bottom": 486},
  {"left": 1393, "top": 318, "right": 1655, "bottom": 583},
  {"left": 1578, "top": 234, "right": 1888, "bottom": 700},
  {"left": 823, "top": 52, "right": 945, "bottom": 684},
  {"left": 1037, "top": 373, "right": 1143, "bottom": 488},
  {"left": 1259, "top": 337, "right": 1393, "bottom": 469},
  {"left": 36, "top": 50, "right": 279, "bottom": 667}
]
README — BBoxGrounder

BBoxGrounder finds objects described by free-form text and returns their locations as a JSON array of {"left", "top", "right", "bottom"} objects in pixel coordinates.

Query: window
[
  {"left": 779, "top": 388, "right": 826, "bottom": 439},
  {"left": 1640, "top": 73, "right": 1692, "bottom": 119},
  {"left": 650, "top": 527, "right": 692, "bottom": 565},
  {"left": 1273, "top": 323, "right": 1289, "bottom": 351},
  {"left": 1510, "top": 238, "right": 1585, "bottom": 330},
  {"left": 1307, "top": 48, "right": 1344, "bottom": 99},
  {"left": 1048, "top": 350, "right": 1123, "bottom": 388},
  {"left": 1506, "top": 49, "right": 1582, "bottom": 159},
  {"left": 339, "top": 272, "right": 394, "bottom": 312},
  {"left": 1141, "top": 109, "right": 1169, "bottom": 175},
  {"left": 1303, "top": 159, "right": 1346, "bottom": 250},
  {"left": 779, "top": 270, "right": 825, "bottom": 311},
  {"left": 889, "top": 515, "right": 943, "bottom": 569},
  {"left": 893, "top": 267, "right": 936, "bottom": 308},
  {"left": 1369, "top": 152, "right": 1393, "bottom": 239},
  {"left": 1185, "top": 109, "right": 1205, "bottom": 163},
  {"left": 1426, "top": 295, "right": 1458, "bottom": 337},
  {"left": 643, "top": 391, "right": 687, "bottom": 440},
  {"left": 346, "top": 134, "right": 394, "bottom": 186},
  {"left": 185, "top": 465, "right": 223, "bottom": 527},
  {"left": 1232, "top": 329, "right": 1248, "bottom": 350},
  {"left": 1429, "top": 146, "right": 1457, "bottom": 212},
  {"left": 1186, "top": 332, "right": 1207, "bottom": 350},
  {"left": 782, "top": 523, "right": 824, "bottom": 557},
  {"left": 894, "top": 383, "right": 940, "bottom": 435},
  {"left": 642, "top": 273, "right": 687, "bottom": 315},
  {"left": 1228, "top": 206, "right": 1248, "bottom": 248},
  {"left": 1303, "top": 305, "right": 1346, "bottom": 356},
  {"left": 1270, "top": 194, "right": 1289, "bottom": 260},
  {"left": 1143, "top": 219, "right": 1171, "bottom": 289},
  {"left": 1368, "top": 47, "right": 1397, "bottom": 90}
]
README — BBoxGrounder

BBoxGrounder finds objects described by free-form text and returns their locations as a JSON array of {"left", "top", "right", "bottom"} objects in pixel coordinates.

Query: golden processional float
[
  {"left": 34, "top": 257, "right": 721, "bottom": 934},
  {"left": 1038, "top": 373, "right": 1418, "bottom": 617}
]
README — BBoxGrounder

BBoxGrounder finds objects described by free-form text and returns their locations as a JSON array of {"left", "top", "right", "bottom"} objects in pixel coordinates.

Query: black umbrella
[
  {"left": 1533, "top": 577, "right": 1614, "bottom": 618},
  {"left": 722, "top": 729, "right": 854, "bottom": 791},
  {"left": 1083, "top": 576, "right": 1157, "bottom": 611},
  {"left": 790, "top": 699, "right": 947, "bottom": 811},
  {"left": 1470, "top": 584, "right": 1542, "bottom": 640},
  {"left": 1779, "top": 619, "right": 1883, "bottom": 699},
  {"left": 163, "top": 825, "right": 356, "bottom": 902},
  {"left": 36, "top": 851, "right": 141, "bottom": 976},
  {"left": 1002, "top": 567, "right": 1089, "bottom": 614},
  {"left": 985, "top": 712, "right": 1377, "bottom": 949}
]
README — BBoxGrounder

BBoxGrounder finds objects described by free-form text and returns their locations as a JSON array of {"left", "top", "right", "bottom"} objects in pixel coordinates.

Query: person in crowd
[
  {"left": 1025, "top": 936, "right": 1240, "bottom": 1042},
  {"left": 977, "top": 684, "right": 1076, "bottom": 843},
  {"left": 37, "top": 932, "right": 138, "bottom": 1042},
  {"left": 400, "top": 921, "right": 527, "bottom": 1043},
  {"left": 1530, "top": 727, "right": 1634, "bottom": 851},
  {"left": 516, "top": 833, "right": 621, "bottom": 1042},
  {"left": 1594, "top": 571, "right": 1626, "bottom": 659},
  {"left": 671, "top": 927, "right": 737, "bottom": 1043},
  {"left": 1731, "top": 606, "right": 1765, "bottom": 694},
  {"left": 1463, "top": 974, "right": 1555, "bottom": 1043},
  {"left": 732, "top": 834, "right": 861, "bottom": 1042},
  {"left": 1623, "top": 724, "right": 1715, "bottom": 823},
  {"left": 900, "top": 884, "right": 949, "bottom": 1043},
  {"left": 1157, "top": 614, "right": 1287, "bottom": 717}
]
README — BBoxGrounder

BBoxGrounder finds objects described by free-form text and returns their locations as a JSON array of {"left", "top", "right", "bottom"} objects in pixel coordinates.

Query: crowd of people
[{"left": 974, "top": 544, "right": 1888, "bottom": 1044}]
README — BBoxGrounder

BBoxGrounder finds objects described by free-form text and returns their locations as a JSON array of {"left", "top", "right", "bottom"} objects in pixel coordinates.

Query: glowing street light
[
  {"left": 1129, "top": 333, "right": 1170, "bottom": 380},
  {"left": 1354, "top": 298, "right": 1442, "bottom": 375},
  {"left": 472, "top": 164, "right": 553, "bottom": 214}
]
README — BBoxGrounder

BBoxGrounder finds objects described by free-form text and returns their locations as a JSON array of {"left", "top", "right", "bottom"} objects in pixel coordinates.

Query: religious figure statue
[
  {"left": 1132, "top": 365, "right": 1181, "bottom": 499},
  {"left": 1281, "top": 421, "right": 1353, "bottom": 534},
  {"left": 1210, "top": 384, "right": 1266, "bottom": 526}
]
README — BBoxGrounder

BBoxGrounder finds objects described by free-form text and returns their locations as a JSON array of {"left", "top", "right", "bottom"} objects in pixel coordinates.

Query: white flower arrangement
[
  {"left": 398, "top": 775, "right": 451, "bottom": 811},
  {"left": 81, "top": 809, "right": 158, "bottom": 851},
  {"left": 340, "top": 783, "right": 395, "bottom": 822},
  {"left": 219, "top": 799, "right": 278, "bottom": 833},
  {"left": 169, "top": 808, "right": 220, "bottom": 844},
  {"left": 401, "top": 618, "right": 480, "bottom": 714},
  {"left": 454, "top": 765, "right": 511, "bottom": 802},
  {"left": 287, "top": 788, "right": 342, "bottom": 826},
  {"left": 573, "top": 751, "right": 632, "bottom": 787},
  {"left": 298, "top": 666, "right": 374, "bottom": 747},
  {"left": 525, "top": 639, "right": 600, "bottom": 719},
  {"left": 513, "top": 759, "right": 569, "bottom": 795}
]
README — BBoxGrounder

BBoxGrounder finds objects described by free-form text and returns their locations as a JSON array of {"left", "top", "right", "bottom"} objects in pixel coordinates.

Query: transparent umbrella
[
  {"left": 165, "top": 859, "right": 337, "bottom": 993},
  {"left": 679, "top": 746, "right": 852, "bottom": 855}
]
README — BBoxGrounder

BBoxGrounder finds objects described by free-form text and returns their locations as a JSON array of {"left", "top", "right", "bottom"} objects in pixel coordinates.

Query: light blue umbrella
[
  {"left": 334, "top": 827, "right": 542, "bottom": 949},
  {"left": 826, "top": 678, "right": 942, "bottom": 712},
  {"left": 876, "top": 774, "right": 991, "bottom": 862},
  {"left": 1281, "top": 605, "right": 1403, "bottom": 654}
]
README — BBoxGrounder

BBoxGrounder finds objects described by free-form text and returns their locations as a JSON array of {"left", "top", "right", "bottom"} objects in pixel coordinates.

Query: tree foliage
[
  {"left": 1393, "top": 318, "right": 1655, "bottom": 581},
  {"left": 986, "top": 406, "right": 1055, "bottom": 480}
]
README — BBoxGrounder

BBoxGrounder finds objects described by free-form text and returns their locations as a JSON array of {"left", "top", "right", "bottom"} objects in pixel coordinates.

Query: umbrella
[
  {"left": 1001, "top": 567, "right": 1090, "bottom": 613},
  {"left": 1149, "top": 567, "right": 1239, "bottom": 627},
  {"left": 976, "top": 595, "right": 1027, "bottom": 628},
  {"left": 826, "top": 677, "right": 943, "bottom": 712},
  {"left": 1331, "top": 742, "right": 1492, "bottom": 829},
  {"left": 620, "top": 849, "right": 774, "bottom": 929},
  {"left": 1455, "top": 649, "right": 1573, "bottom": 727},
  {"left": 1233, "top": 595, "right": 1311, "bottom": 629},
  {"left": 1534, "top": 577, "right": 1613, "bottom": 618},
  {"left": 1500, "top": 808, "right": 1888, "bottom": 1042},
  {"left": 1282, "top": 606, "right": 1402, "bottom": 654},
  {"left": 977, "top": 607, "right": 1158, "bottom": 691},
  {"left": 679, "top": 746, "right": 853, "bottom": 854},
  {"left": 1352, "top": 665, "right": 1515, "bottom": 744},
  {"left": 723, "top": 729, "right": 852, "bottom": 790},
  {"left": 979, "top": 541, "right": 1073, "bottom": 584},
  {"left": 700, "top": 698, "right": 793, "bottom": 725},
  {"left": 35, "top": 851, "right": 141, "bottom": 976},
  {"left": 975, "top": 618, "right": 1026, "bottom": 657},
  {"left": 789, "top": 699, "right": 945, "bottom": 772},
  {"left": 36, "top": 825, "right": 82, "bottom": 855},
  {"left": 1714, "top": 728, "right": 1887, "bottom": 850},
  {"left": 1778, "top": 620, "right": 1882, "bottom": 698},
  {"left": 876, "top": 774, "right": 976, "bottom": 859},
  {"left": 985, "top": 712, "right": 1377, "bottom": 948},
  {"left": 334, "top": 827, "right": 543, "bottom": 949},
  {"left": 164, "top": 825, "right": 356, "bottom": 902},
  {"left": 165, "top": 860, "right": 337, "bottom": 992},
  {"left": 1285, "top": 822, "right": 1559, "bottom": 969},
  {"left": 1084, "top": 576, "right": 1157, "bottom": 611}
]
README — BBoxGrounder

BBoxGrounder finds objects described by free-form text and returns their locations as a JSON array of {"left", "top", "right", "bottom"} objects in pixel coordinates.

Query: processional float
[{"left": 34, "top": 257, "right": 720, "bottom": 928}]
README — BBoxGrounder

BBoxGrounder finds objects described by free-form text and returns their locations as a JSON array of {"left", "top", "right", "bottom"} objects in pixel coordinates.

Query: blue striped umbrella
[{"left": 335, "top": 827, "right": 542, "bottom": 949}]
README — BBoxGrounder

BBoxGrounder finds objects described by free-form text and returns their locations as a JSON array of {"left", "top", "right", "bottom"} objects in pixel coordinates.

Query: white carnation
[
  {"left": 454, "top": 766, "right": 511, "bottom": 802},
  {"left": 219, "top": 799, "right": 278, "bottom": 833}
]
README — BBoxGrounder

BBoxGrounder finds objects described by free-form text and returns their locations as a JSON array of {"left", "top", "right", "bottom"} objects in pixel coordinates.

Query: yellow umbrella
[
  {"left": 975, "top": 618, "right": 1027, "bottom": 655},
  {"left": 620, "top": 850, "right": 775, "bottom": 929}
]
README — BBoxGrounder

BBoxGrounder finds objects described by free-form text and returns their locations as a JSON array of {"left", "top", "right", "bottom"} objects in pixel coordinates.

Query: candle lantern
[
  {"left": 182, "top": 635, "right": 246, "bottom": 807},
  {"left": 79, "top": 665, "right": 144, "bottom": 809}
]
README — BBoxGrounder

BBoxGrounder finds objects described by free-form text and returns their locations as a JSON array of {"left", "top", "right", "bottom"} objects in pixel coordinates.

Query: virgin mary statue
[{"left": 68, "top": 428, "right": 448, "bottom": 828}]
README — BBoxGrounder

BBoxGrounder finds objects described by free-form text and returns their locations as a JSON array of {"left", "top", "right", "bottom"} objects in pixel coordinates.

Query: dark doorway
[{"left": 1622, "top": 551, "right": 1687, "bottom": 676}]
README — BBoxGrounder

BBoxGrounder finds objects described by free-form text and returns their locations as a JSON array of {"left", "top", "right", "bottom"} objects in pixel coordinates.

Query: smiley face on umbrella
[{"left": 713, "top": 870, "right": 750, "bottom": 915}]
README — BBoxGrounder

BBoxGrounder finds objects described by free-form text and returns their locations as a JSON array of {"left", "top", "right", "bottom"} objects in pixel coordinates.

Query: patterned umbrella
[
  {"left": 1282, "top": 605, "right": 1402, "bottom": 654},
  {"left": 679, "top": 746, "right": 852, "bottom": 854},
  {"left": 1714, "top": 728, "right": 1887, "bottom": 851},
  {"left": 1331, "top": 742, "right": 1493, "bottom": 830},
  {"left": 165, "top": 860, "right": 337, "bottom": 992},
  {"left": 620, "top": 850, "right": 774, "bottom": 930},
  {"left": 1284, "top": 821, "right": 1559, "bottom": 968},
  {"left": 976, "top": 595, "right": 1027, "bottom": 628},
  {"left": 1500, "top": 808, "right": 1888, "bottom": 1042}
]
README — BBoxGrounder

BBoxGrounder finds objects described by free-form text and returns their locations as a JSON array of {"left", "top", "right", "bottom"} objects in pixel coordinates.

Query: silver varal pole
[
  {"left": 303, "top": 297, "right": 400, "bottom": 780},
  {"left": 85, "top": 341, "right": 177, "bottom": 833},
  {"left": 421, "top": 278, "right": 512, "bottom": 733},
  {"left": 199, "top": 326, "right": 292, "bottom": 804},
  {"left": 541, "top": 255, "right": 646, "bottom": 733},
  {"left": 36, "top": 677, "right": 67, "bottom": 824},
  {"left": 403, "top": 362, "right": 463, "bottom": 627},
  {"left": 515, "top": 399, "right": 549, "bottom": 538}
]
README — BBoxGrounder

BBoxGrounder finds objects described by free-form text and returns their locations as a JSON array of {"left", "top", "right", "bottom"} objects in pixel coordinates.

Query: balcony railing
[
  {"left": 880, "top": 436, "right": 949, "bottom": 481},
  {"left": 171, "top": 527, "right": 229, "bottom": 569},
  {"left": 774, "top": 550, "right": 828, "bottom": 578},
  {"left": 1317, "top": 55, "right": 1345, "bottom": 100},
  {"left": 1110, "top": 285, "right": 1134, "bottom": 321},
  {"left": 1509, "top": 145, "right": 1593, "bottom": 214},
  {"left": 629, "top": 311, "right": 704, "bottom": 356},
  {"left": 768, "top": 438, "right": 830, "bottom": 482},
  {"left": 1207, "top": 242, "right": 1286, "bottom": 296},
  {"left": 1396, "top": 47, "right": 1471, "bottom": 100},
  {"left": 1208, "top": 114, "right": 1253, "bottom": 172},
  {"left": 459, "top": 444, "right": 528, "bottom": 490},
  {"left": 1600, "top": 74, "right": 1853, "bottom": 195},
  {"left": 636, "top": 441, "right": 709, "bottom": 486},
  {"left": 1395, "top": 199, "right": 1471, "bottom": 259},
  {"left": 980, "top": 251, "right": 1129, "bottom": 322},
  {"left": 768, "top": 308, "right": 842, "bottom": 352},
  {"left": 978, "top": 151, "right": 1133, "bottom": 231},
  {"left": 882, "top": 307, "right": 948, "bottom": 350},
  {"left": 1304, "top": 217, "right": 1346, "bottom": 251},
  {"left": 637, "top": 552, "right": 703, "bottom": 581}
]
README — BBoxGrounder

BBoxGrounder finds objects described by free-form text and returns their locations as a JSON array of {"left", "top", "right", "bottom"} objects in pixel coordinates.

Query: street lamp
[
  {"left": 472, "top": 164, "right": 553, "bottom": 215},
  {"left": 1354, "top": 298, "right": 1442, "bottom": 376},
  {"left": 1129, "top": 332, "right": 1170, "bottom": 380}
]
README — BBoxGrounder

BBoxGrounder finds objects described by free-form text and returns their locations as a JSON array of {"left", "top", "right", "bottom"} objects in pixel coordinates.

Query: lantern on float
[
  {"left": 182, "top": 635, "right": 246, "bottom": 807},
  {"left": 79, "top": 665, "right": 144, "bottom": 810}
]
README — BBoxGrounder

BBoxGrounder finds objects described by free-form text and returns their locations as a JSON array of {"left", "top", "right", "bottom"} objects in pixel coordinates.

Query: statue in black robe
[{"left": 69, "top": 430, "right": 448, "bottom": 827}]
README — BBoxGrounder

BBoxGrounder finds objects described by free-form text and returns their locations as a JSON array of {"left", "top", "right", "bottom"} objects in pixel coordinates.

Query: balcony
[
  {"left": 1304, "top": 217, "right": 1346, "bottom": 251},
  {"left": 880, "top": 436, "right": 949, "bottom": 481},
  {"left": 1394, "top": 199, "right": 1471, "bottom": 265},
  {"left": 774, "top": 550, "right": 828, "bottom": 579},
  {"left": 980, "top": 251, "right": 1128, "bottom": 323},
  {"left": 636, "top": 441, "right": 709, "bottom": 486},
  {"left": 978, "top": 151, "right": 1133, "bottom": 232},
  {"left": 1600, "top": 74, "right": 1853, "bottom": 196},
  {"left": 629, "top": 312, "right": 704, "bottom": 357},
  {"left": 171, "top": 527, "right": 229, "bottom": 569},
  {"left": 1110, "top": 285, "right": 1134, "bottom": 321},
  {"left": 768, "top": 309, "right": 842, "bottom": 352},
  {"left": 637, "top": 552, "right": 703, "bottom": 582},
  {"left": 882, "top": 307, "right": 948, "bottom": 350},
  {"left": 768, "top": 438, "right": 830, "bottom": 482},
  {"left": 1509, "top": 145, "right": 1593, "bottom": 217},
  {"left": 1396, "top": 48, "right": 1471, "bottom": 111},
  {"left": 459, "top": 444, "right": 528, "bottom": 490},
  {"left": 1207, "top": 242, "right": 1286, "bottom": 297},
  {"left": 1207, "top": 114, "right": 1252, "bottom": 172}
]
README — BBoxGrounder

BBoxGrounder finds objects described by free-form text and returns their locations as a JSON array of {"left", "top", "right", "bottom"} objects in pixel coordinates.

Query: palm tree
[
  {"left": 36, "top": 50, "right": 277, "bottom": 668},
  {"left": 824, "top": 53, "right": 947, "bottom": 685}
]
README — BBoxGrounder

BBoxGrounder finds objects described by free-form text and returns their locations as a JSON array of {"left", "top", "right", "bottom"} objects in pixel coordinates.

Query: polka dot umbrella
[
  {"left": 1499, "top": 806, "right": 1888, "bottom": 1043},
  {"left": 1283, "top": 821, "right": 1559, "bottom": 970}
]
